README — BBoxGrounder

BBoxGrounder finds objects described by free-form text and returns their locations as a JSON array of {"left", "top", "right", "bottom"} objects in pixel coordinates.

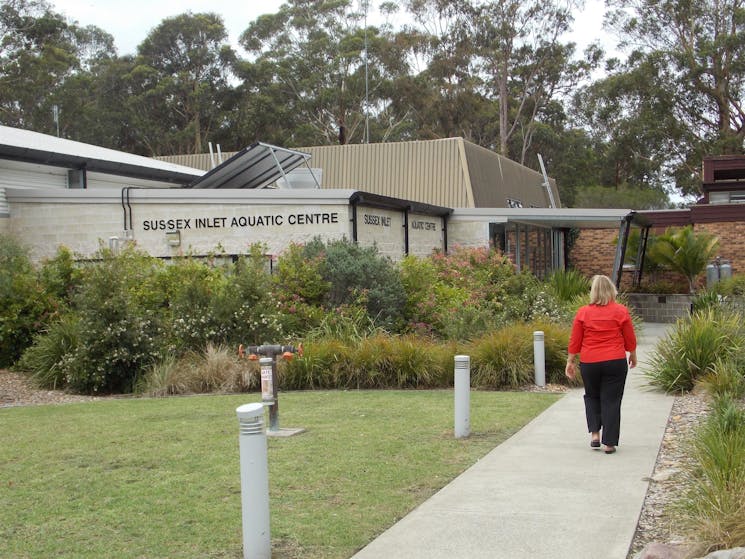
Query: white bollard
[
  {"left": 533, "top": 331, "right": 546, "bottom": 387},
  {"left": 454, "top": 355, "right": 471, "bottom": 438},
  {"left": 236, "top": 403, "right": 271, "bottom": 559}
]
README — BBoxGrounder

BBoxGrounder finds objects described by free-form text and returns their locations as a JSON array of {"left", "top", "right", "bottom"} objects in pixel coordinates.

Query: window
[{"left": 710, "top": 191, "right": 745, "bottom": 204}]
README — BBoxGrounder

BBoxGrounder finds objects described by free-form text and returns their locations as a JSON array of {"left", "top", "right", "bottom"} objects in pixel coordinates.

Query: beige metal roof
[
  {"left": 461, "top": 141, "right": 559, "bottom": 208},
  {"left": 158, "top": 138, "right": 560, "bottom": 209}
]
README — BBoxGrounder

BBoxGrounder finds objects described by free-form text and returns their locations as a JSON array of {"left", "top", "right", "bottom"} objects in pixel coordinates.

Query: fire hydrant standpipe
[{"left": 240, "top": 344, "right": 304, "bottom": 436}]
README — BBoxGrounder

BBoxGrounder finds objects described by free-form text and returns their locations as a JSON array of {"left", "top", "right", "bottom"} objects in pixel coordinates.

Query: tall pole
[
  {"left": 364, "top": 0, "right": 369, "bottom": 143},
  {"left": 52, "top": 105, "right": 60, "bottom": 137}
]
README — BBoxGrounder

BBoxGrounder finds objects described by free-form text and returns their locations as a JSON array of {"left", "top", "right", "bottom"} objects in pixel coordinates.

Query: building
[
  {"left": 2, "top": 125, "right": 636, "bottom": 280},
  {"left": 571, "top": 156, "right": 745, "bottom": 291},
  {"left": 161, "top": 137, "right": 561, "bottom": 210}
]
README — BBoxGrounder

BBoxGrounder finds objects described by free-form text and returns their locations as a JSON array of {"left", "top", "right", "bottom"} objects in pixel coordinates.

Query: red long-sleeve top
[{"left": 568, "top": 301, "right": 637, "bottom": 363}]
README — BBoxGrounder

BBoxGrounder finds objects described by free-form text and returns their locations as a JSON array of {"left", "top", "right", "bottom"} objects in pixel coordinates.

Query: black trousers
[{"left": 580, "top": 358, "right": 628, "bottom": 446}]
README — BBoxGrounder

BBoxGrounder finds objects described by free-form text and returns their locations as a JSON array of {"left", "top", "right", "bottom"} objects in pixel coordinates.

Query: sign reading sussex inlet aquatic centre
[{"left": 141, "top": 212, "right": 340, "bottom": 231}]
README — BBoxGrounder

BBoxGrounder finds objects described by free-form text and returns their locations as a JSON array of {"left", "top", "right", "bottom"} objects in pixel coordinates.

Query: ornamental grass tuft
[
  {"left": 137, "top": 344, "right": 254, "bottom": 396},
  {"left": 674, "top": 396, "right": 745, "bottom": 555},
  {"left": 645, "top": 308, "right": 744, "bottom": 393}
]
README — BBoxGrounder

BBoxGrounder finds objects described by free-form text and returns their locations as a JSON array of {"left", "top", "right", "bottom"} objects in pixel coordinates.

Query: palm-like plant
[{"left": 648, "top": 226, "right": 720, "bottom": 293}]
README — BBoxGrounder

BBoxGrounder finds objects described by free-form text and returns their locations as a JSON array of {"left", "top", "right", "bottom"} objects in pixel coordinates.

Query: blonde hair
[{"left": 589, "top": 275, "right": 617, "bottom": 305}]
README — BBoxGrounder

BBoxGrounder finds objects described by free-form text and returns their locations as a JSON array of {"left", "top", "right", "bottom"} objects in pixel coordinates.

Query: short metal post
[
  {"left": 236, "top": 403, "right": 271, "bottom": 559},
  {"left": 259, "top": 357, "right": 279, "bottom": 431},
  {"left": 454, "top": 355, "right": 471, "bottom": 438},
  {"left": 533, "top": 331, "right": 546, "bottom": 387}
]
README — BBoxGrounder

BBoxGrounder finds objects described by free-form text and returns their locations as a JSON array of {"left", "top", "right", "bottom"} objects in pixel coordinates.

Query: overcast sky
[
  {"left": 51, "top": 0, "right": 287, "bottom": 55},
  {"left": 49, "top": 0, "right": 610, "bottom": 57}
]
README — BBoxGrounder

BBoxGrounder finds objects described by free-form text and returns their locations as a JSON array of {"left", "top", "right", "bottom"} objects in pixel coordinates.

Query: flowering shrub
[
  {"left": 401, "top": 247, "right": 566, "bottom": 339},
  {"left": 14, "top": 239, "right": 577, "bottom": 394},
  {"left": 64, "top": 247, "right": 166, "bottom": 393}
]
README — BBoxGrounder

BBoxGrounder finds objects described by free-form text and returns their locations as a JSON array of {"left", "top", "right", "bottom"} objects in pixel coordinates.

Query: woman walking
[{"left": 565, "top": 275, "right": 637, "bottom": 454}]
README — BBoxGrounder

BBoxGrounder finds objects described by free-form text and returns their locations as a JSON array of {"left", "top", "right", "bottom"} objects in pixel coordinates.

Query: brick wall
[
  {"left": 694, "top": 222, "right": 745, "bottom": 276},
  {"left": 569, "top": 229, "right": 617, "bottom": 277},
  {"left": 570, "top": 221, "right": 744, "bottom": 290}
]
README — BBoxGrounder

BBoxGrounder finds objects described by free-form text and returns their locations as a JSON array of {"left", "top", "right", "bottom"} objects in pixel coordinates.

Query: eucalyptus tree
[
  {"left": 397, "top": 0, "right": 597, "bottom": 165},
  {"left": 392, "top": 0, "right": 495, "bottom": 144},
  {"left": 128, "top": 12, "right": 236, "bottom": 155},
  {"left": 596, "top": 0, "right": 745, "bottom": 196},
  {"left": 236, "top": 0, "right": 405, "bottom": 146},
  {"left": 472, "top": 0, "right": 595, "bottom": 162},
  {"left": 0, "top": 0, "right": 115, "bottom": 134},
  {"left": 571, "top": 53, "right": 688, "bottom": 194}
]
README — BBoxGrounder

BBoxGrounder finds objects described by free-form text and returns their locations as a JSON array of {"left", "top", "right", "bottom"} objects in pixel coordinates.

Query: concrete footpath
[{"left": 352, "top": 323, "right": 674, "bottom": 559}]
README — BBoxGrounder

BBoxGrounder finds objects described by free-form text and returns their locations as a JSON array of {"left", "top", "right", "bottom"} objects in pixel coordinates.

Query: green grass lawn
[{"left": 1, "top": 390, "right": 561, "bottom": 558}]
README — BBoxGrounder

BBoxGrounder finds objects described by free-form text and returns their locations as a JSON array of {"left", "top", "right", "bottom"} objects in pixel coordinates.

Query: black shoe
[
  {"left": 591, "top": 440, "right": 601, "bottom": 448},
  {"left": 604, "top": 446, "right": 616, "bottom": 454}
]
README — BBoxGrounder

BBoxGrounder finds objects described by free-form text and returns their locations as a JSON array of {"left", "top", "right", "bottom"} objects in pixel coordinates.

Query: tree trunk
[{"left": 499, "top": 59, "right": 509, "bottom": 156}]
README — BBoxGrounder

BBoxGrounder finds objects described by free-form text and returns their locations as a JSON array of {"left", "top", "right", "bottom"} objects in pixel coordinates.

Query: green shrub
[
  {"left": 400, "top": 254, "right": 478, "bottom": 338},
  {"left": 714, "top": 274, "right": 745, "bottom": 296},
  {"left": 319, "top": 239, "right": 407, "bottom": 332},
  {"left": 138, "top": 344, "right": 254, "bottom": 396},
  {"left": 184, "top": 343, "right": 249, "bottom": 393},
  {"left": 646, "top": 308, "right": 745, "bottom": 393},
  {"left": 283, "top": 334, "right": 455, "bottom": 390},
  {"left": 0, "top": 234, "right": 58, "bottom": 367},
  {"left": 691, "top": 289, "right": 723, "bottom": 313},
  {"left": 347, "top": 334, "right": 393, "bottom": 389},
  {"left": 16, "top": 314, "right": 80, "bottom": 389},
  {"left": 402, "top": 247, "right": 555, "bottom": 340},
  {"left": 38, "top": 246, "right": 82, "bottom": 307},
  {"left": 282, "top": 338, "right": 353, "bottom": 389},
  {"left": 157, "top": 257, "right": 229, "bottom": 351},
  {"left": 468, "top": 321, "right": 572, "bottom": 389},
  {"left": 469, "top": 327, "right": 534, "bottom": 389},
  {"left": 219, "top": 247, "right": 283, "bottom": 346},
  {"left": 696, "top": 356, "right": 745, "bottom": 401},
  {"left": 503, "top": 279, "right": 571, "bottom": 324},
  {"left": 382, "top": 335, "right": 450, "bottom": 388},
  {"left": 400, "top": 254, "right": 442, "bottom": 333},
  {"left": 64, "top": 247, "right": 166, "bottom": 393},
  {"left": 675, "top": 397, "right": 745, "bottom": 555},
  {"left": 305, "top": 304, "right": 385, "bottom": 343},
  {"left": 136, "top": 355, "right": 188, "bottom": 396},
  {"left": 547, "top": 269, "right": 590, "bottom": 302},
  {"left": 272, "top": 242, "right": 329, "bottom": 336},
  {"left": 152, "top": 249, "right": 283, "bottom": 350},
  {"left": 438, "top": 304, "right": 505, "bottom": 342},
  {"left": 430, "top": 246, "right": 518, "bottom": 305}
]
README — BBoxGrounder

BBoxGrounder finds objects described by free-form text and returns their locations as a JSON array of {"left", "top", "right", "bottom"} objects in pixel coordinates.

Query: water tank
[{"left": 720, "top": 261, "right": 733, "bottom": 281}]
